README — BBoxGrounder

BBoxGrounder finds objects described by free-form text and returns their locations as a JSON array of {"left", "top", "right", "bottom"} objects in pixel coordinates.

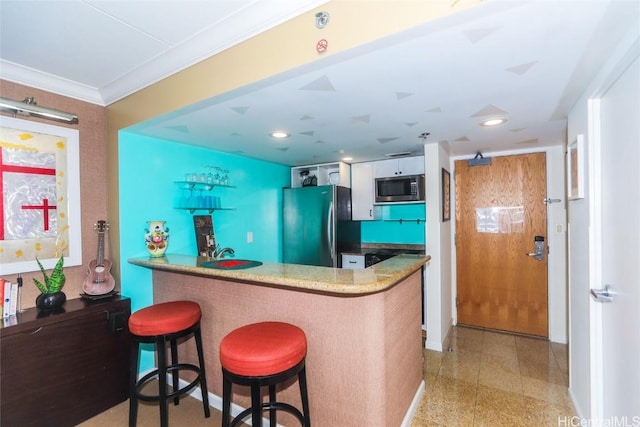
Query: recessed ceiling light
[
  {"left": 270, "top": 131, "right": 290, "bottom": 138},
  {"left": 342, "top": 156, "right": 353, "bottom": 162},
  {"left": 481, "top": 118, "right": 507, "bottom": 127}
]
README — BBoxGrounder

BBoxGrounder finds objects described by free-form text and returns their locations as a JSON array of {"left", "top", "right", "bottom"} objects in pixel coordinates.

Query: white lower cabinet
[
  {"left": 351, "top": 162, "right": 380, "bottom": 221},
  {"left": 342, "top": 254, "right": 365, "bottom": 269}
]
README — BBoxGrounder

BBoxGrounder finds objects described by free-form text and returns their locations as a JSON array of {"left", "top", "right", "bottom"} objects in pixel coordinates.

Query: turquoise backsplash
[{"left": 360, "top": 203, "right": 426, "bottom": 244}]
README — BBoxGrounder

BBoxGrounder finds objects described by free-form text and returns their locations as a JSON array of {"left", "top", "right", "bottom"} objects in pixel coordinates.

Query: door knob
[{"left": 590, "top": 284, "right": 614, "bottom": 303}]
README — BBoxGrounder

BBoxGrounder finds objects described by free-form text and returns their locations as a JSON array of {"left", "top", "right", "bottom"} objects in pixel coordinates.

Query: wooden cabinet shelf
[{"left": 1, "top": 296, "right": 131, "bottom": 427}]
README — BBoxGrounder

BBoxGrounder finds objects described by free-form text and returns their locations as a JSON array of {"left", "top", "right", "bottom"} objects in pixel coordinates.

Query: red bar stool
[
  {"left": 128, "top": 301, "right": 210, "bottom": 427},
  {"left": 220, "top": 321, "right": 310, "bottom": 427}
]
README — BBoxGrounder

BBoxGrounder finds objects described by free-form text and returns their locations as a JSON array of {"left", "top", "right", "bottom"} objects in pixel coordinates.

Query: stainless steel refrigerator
[{"left": 283, "top": 185, "right": 360, "bottom": 268}]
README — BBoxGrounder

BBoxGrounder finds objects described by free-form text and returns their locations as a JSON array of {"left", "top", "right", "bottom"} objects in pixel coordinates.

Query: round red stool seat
[
  {"left": 129, "top": 301, "right": 201, "bottom": 336},
  {"left": 220, "top": 322, "right": 310, "bottom": 427},
  {"left": 220, "top": 321, "right": 307, "bottom": 377}
]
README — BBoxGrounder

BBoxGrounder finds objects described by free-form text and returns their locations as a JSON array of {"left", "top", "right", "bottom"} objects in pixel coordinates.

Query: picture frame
[
  {"left": 0, "top": 116, "right": 82, "bottom": 274},
  {"left": 567, "top": 134, "right": 585, "bottom": 200},
  {"left": 442, "top": 168, "right": 451, "bottom": 221}
]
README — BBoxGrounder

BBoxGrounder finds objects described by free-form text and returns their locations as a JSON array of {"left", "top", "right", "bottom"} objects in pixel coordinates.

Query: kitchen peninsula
[{"left": 129, "top": 253, "right": 430, "bottom": 427}]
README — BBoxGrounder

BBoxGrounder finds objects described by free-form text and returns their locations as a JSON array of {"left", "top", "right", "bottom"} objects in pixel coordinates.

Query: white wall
[
  {"left": 424, "top": 141, "right": 567, "bottom": 351},
  {"left": 449, "top": 146, "right": 568, "bottom": 343},
  {"left": 424, "top": 142, "right": 453, "bottom": 351},
  {"left": 567, "top": 25, "right": 640, "bottom": 420}
]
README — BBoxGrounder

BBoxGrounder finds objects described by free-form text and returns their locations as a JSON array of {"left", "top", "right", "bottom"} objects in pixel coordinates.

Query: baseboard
[
  {"left": 401, "top": 380, "right": 425, "bottom": 427},
  {"left": 549, "top": 331, "right": 568, "bottom": 344},
  {"left": 426, "top": 339, "right": 443, "bottom": 351},
  {"left": 568, "top": 387, "right": 585, "bottom": 420},
  {"left": 178, "top": 378, "right": 283, "bottom": 427}
]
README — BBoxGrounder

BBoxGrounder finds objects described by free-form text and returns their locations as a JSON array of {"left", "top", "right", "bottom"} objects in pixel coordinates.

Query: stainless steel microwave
[{"left": 375, "top": 174, "right": 425, "bottom": 203}]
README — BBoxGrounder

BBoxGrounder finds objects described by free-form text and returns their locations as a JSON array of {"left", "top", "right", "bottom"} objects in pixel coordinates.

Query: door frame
[
  {"left": 449, "top": 146, "right": 568, "bottom": 343},
  {"left": 585, "top": 41, "right": 640, "bottom": 422}
]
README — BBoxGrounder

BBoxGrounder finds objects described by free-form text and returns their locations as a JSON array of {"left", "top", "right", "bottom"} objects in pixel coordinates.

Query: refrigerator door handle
[{"left": 327, "top": 201, "right": 335, "bottom": 264}]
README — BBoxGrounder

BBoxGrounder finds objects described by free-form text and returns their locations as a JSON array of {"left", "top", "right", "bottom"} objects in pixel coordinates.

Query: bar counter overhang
[{"left": 128, "top": 253, "right": 430, "bottom": 426}]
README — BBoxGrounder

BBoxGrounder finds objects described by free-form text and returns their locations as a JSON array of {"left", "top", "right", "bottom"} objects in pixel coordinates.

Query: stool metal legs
[
  {"left": 129, "top": 322, "right": 210, "bottom": 427},
  {"left": 221, "top": 358, "right": 310, "bottom": 427}
]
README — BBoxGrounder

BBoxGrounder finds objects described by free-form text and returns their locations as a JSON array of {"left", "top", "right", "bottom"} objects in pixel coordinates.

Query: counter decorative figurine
[
  {"left": 33, "top": 256, "right": 66, "bottom": 311},
  {"left": 145, "top": 220, "right": 169, "bottom": 257}
]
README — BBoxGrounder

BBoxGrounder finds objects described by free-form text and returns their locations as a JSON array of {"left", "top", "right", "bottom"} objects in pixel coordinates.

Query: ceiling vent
[{"left": 384, "top": 151, "right": 413, "bottom": 158}]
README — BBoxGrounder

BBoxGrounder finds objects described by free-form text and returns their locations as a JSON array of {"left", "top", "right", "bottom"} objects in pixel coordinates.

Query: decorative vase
[
  {"left": 36, "top": 291, "right": 66, "bottom": 311},
  {"left": 145, "top": 220, "right": 169, "bottom": 257}
]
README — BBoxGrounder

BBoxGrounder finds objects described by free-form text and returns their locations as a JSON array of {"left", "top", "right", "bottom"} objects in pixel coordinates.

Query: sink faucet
[
  {"left": 204, "top": 233, "right": 234, "bottom": 259},
  {"left": 215, "top": 247, "right": 235, "bottom": 259}
]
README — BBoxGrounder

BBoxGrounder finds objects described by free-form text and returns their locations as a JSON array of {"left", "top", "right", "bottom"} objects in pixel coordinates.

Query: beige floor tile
[
  {"left": 424, "top": 371, "right": 438, "bottom": 392},
  {"left": 427, "top": 375, "right": 479, "bottom": 405},
  {"left": 446, "top": 334, "right": 484, "bottom": 352},
  {"left": 478, "top": 363, "right": 523, "bottom": 394},
  {"left": 519, "top": 359, "right": 568, "bottom": 386},
  {"left": 451, "top": 325, "right": 484, "bottom": 340},
  {"left": 424, "top": 349, "right": 444, "bottom": 374},
  {"left": 480, "top": 349, "right": 520, "bottom": 374},
  {"left": 521, "top": 376, "right": 573, "bottom": 406},
  {"left": 473, "top": 405, "right": 539, "bottom": 427},
  {"left": 517, "top": 345, "right": 557, "bottom": 366},
  {"left": 439, "top": 359, "right": 481, "bottom": 383},
  {"left": 523, "top": 395, "right": 577, "bottom": 425},
  {"left": 481, "top": 341, "right": 519, "bottom": 360},
  {"left": 551, "top": 342, "right": 569, "bottom": 373},
  {"left": 412, "top": 395, "right": 476, "bottom": 427},
  {"left": 483, "top": 331, "right": 516, "bottom": 348},
  {"left": 475, "top": 384, "right": 525, "bottom": 415},
  {"left": 83, "top": 326, "right": 578, "bottom": 427}
]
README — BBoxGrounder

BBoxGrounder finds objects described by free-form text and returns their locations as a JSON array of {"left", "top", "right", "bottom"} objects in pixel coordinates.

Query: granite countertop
[{"left": 128, "top": 253, "right": 430, "bottom": 295}]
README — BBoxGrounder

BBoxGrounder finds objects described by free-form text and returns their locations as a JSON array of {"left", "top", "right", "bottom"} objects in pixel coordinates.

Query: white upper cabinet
[
  {"left": 373, "top": 156, "right": 424, "bottom": 178},
  {"left": 351, "top": 162, "right": 380, "bottom": 221},
  {"left": 291, "top": 162, "right": 351, "bottom": 188}
]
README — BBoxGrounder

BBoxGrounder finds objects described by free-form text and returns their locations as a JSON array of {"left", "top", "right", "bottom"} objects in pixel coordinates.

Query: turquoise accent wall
[
  {"left": 361, "top": 204, "right": 426, "bottom": 244},
  {"left": 118, "top": 131, "right": 290, "bottom": 370}
]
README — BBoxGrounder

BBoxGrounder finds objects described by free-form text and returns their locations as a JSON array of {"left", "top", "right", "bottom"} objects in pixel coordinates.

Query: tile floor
[
  {"left": 411, "top": 325, "right": 576, "bottom": 427},
  {"left": 81, "top": 325, "right": 576, "bottom": 426}
]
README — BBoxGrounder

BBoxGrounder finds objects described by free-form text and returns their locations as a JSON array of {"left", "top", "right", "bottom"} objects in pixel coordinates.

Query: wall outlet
[{"left": 247, "top": 231, "right": 253, "bottom": 243}]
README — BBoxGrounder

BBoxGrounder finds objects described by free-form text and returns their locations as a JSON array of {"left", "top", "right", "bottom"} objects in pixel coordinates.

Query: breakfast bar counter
[
  {"left": 128, "top": 253, "right": 430, "bottom": 426},
  {"left": 128, "top": 253, "right": 429, "bottom": 295}
]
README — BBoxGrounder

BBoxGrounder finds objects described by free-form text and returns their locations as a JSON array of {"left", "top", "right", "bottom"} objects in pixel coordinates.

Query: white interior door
[{"left": 589, "top": 55, "right": 640, "bottom": 420}]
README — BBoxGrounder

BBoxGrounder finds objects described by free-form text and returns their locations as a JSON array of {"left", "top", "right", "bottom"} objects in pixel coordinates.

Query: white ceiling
[{"left": 1, "top": 1, "right": 639, "bottom": 166}]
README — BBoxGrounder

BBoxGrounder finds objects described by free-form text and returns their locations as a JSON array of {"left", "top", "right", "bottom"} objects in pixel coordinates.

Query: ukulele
[{"left": 82, "top": 220, "right": 116, "bottom": 295}]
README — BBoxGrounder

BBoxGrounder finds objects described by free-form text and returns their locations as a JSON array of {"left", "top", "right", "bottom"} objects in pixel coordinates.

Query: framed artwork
[
  {"left": 442, "top": 168, "right": 451, "bottom": 221},
  {"left": 0, "top": 116, "right": 82, "bottom": 274},
  {"left": 567, "top": 134, "right": 585, "bottom": 200}
]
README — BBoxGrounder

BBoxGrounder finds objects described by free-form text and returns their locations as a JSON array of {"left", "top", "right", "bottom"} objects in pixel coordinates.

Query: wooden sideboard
[{"left": 0, "top": 296, "right": 131, "bottom": 427}]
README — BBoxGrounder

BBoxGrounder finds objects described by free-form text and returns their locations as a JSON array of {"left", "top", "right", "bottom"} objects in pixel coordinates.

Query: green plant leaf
[
  {"left": 32, "top": 278, "right": 48, "bottom": 294},
  {"left": 32, "top": 256, "right": 65, "bottom": 293},
  {"left": 48, "top": 256, "right": 65, "bottom": 293}
]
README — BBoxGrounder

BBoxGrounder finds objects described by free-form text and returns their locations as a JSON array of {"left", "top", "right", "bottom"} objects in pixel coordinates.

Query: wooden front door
[{"left": 455, "top": 152, "right": 548, "bottom": 337}]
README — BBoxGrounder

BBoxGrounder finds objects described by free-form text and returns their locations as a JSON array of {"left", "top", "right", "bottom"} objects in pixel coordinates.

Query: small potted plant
[{"left": 33, "top": 256, "right": 66, "bottom": 310}]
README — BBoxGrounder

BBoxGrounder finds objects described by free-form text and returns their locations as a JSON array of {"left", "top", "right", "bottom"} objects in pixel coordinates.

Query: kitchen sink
[{"left": 200, "top": 259, "right": 263, "bottom": 270}]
